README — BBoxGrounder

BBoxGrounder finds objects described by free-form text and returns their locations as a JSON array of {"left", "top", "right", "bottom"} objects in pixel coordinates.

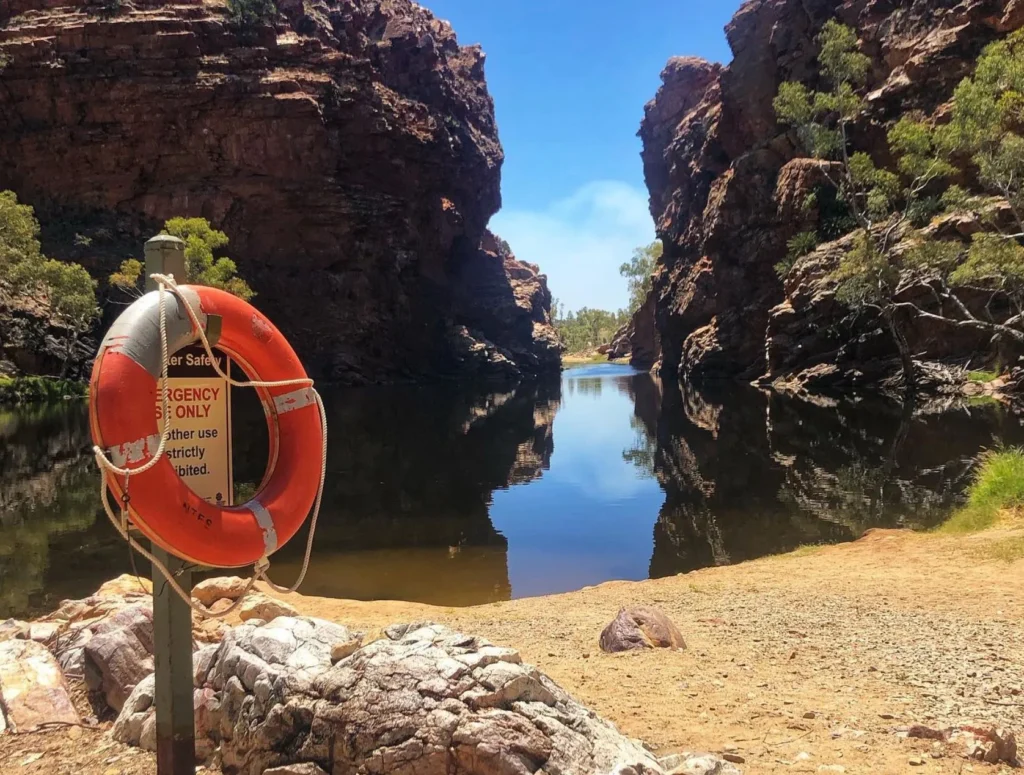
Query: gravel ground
[{"left": 2, "top": 526, "right": 1022, "bottom": 774}]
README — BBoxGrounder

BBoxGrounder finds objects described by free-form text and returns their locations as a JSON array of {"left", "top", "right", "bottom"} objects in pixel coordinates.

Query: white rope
[{"left": 92, "top": 274, "right": 327, "bottom": 619}]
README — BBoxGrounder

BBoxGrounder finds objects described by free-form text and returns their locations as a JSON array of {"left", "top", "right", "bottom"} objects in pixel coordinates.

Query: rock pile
[{"left": 116, "top": 617, "right": 668, "bottom": 774}]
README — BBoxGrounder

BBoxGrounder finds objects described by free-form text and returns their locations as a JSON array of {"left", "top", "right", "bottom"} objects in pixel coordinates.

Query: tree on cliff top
[
  {"left": 774, "top": 22, "right": 1024, "bottom": 390},
  {"left": 110, "top": 217, "right": 255, "bottom": 301},
  {"left": 0, "top": 191, "right": 99, "bottom": 376},
  {"left": 619, "top": 240, "right": 662, "bottom": 316}
]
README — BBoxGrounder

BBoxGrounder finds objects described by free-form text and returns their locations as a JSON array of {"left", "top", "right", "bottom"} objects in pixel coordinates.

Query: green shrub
[
  {"left": 1, "top": 191, "right": 99, "bottom": 376},
  {"left": 227, "top": 0, "right": 277, "bottom": 30},
  {"left": 940, "top": 448, "right": 1024, "bottom": 533},
  {"left": 109, "top": 217, "right": 254, "bottom": 301},
  {"left": 776, "top": 231, "right": 818, "bottom": 279},
  {"left": 0, "top": 377, "right": 88, "bottom": 406},
  {"left": 967, "top": 369, "right": 999, "bottom": 383}
]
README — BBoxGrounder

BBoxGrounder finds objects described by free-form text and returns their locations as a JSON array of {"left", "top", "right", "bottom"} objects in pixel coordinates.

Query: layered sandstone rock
[
  {"left": 639, "top": 0, "right": 1024, "bottom": 386},
  {"left": 0, "top": 0, "right": 558, "bottom": 383}
]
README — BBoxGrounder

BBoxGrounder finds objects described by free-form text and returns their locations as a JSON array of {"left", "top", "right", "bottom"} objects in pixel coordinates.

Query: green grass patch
[
  {"left": 0, "top": 376, "right": 87, "bottom": 406},
  {"left": 967, "top": 369, "right": 1000, "bottom": 383},
  {"left": 977, "top": 536, "right": 1024, "bottom": 563},
  {"left": 940, "top": 448, "right": 1024, "bottom": 533},
  {"left": 967, "top": 395, "right": 1000, "bottom": 408}
]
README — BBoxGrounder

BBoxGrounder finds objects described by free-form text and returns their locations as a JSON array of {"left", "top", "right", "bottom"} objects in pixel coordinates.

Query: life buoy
[{"left": 89, "top": 285, "right": 324, "bottom": 568}]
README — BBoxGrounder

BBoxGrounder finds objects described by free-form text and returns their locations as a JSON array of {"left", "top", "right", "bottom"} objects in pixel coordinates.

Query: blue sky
[{"left": 427, "top": 0, "right": 739, "bottom": 312}]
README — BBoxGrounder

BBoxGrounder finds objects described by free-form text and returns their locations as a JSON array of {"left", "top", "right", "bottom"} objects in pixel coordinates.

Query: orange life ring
[{"left": 89, "top": 285, "right": 323, "bottom": 568}]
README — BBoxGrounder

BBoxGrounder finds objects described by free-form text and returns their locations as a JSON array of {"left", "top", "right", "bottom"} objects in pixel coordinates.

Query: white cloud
[{"left": 490, "top": 181, "right": 655, "bottom": 313}]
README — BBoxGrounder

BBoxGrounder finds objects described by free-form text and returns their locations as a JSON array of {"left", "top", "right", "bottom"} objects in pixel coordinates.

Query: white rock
[
  {"left": 264, "top": 765, "right": 330, "bottom": 775},
  {"left": 664, "top": 752, "right": 742, "bottom": 775},
  {"left": 0, "top": 639, "right": 80, "bottom": 732}
]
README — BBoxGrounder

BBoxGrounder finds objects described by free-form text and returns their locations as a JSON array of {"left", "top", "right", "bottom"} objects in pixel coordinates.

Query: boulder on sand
[
  {"left": 600, "top": 606, "right": 686, "bottom": 653},
  {"left": 0, "top": 639, "right": 80, "bottom": 732}
]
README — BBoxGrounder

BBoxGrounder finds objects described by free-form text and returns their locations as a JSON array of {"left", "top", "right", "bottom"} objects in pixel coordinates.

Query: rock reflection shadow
[
  {"left": 254, "top": 380, "right": 562, "bottom": 606},
  {"left": 642, "top": 381, "right": 1024, "bottom": 576},
  {"left": 4, "top": 368, "right": 1023, "bottom": 618}
]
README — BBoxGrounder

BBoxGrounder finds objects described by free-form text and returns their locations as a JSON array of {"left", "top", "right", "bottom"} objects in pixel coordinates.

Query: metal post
[{"left": 144, "top": 235, "right": 195, "bottom": 775}]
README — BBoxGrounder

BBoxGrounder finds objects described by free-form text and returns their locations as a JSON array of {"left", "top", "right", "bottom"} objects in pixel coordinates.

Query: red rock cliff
[
  {"left": 0, "top": 0, "right": 560, "bottom": 382},
  {"left": 640, "top": 0, "right": 1024, "bottom": 386}
]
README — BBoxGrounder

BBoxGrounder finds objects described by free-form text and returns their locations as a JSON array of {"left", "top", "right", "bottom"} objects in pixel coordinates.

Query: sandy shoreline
[{"left": 2, "top": 527, "right": 1022, "bottom": 773}]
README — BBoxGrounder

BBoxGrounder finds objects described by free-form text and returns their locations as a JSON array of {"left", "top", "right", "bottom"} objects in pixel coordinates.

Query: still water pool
[{"left": 3, "top": 364, "right": 1023, "bottom": 618}]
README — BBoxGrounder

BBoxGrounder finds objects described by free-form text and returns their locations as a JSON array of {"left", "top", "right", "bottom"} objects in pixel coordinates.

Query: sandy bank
[
  {"left": 2, "top": 527, "right": 1022, "bottom": 774},
  {"left": 272, "top": 527, "right": 1024, "bottom": 773}
]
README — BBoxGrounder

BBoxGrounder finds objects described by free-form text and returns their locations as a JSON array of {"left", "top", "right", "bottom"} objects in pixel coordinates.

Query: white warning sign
[{"left": 157, "top": 345, "right": 234, "bottom": 506}]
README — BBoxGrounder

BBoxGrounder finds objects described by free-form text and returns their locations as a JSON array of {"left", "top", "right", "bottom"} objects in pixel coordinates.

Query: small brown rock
[
  {"left": 237, "top": 594, "right": 298, "bottom": 623},
  {"left": 908, "top": 756, "right": 925, "bottom": 766},
  {"left": 330, "top": 639, "right": 361, "bottom": 663},
  {"left": 598, "top": 607, "right": 685, "bottom": 653},
  {"left": 193, "top": 576, "right": 251, "bottom": 606},
  {"left": 907, "top": 724, "right": 947, "bottom": 741},
  {"left": 722, "top": 753, "right": 745, "bottom": 764}
]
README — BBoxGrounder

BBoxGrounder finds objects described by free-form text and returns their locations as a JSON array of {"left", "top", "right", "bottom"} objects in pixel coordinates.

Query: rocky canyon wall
[
  {"left": 639, "top": 0, "right": 1024, "bottom": 388},
  {"left": 0, "top": 0, "right": 559, "bottom": 383}
]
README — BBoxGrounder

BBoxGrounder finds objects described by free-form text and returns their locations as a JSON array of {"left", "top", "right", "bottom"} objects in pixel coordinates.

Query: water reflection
[
  {"left": 263, "top": 381, "right": 563, "bottom": 605},
  {"left": 0, "top": 404, "right": 120, "bottom": 615},
  {"left": 3, "top": 367, "right": 1023, "bottom": 619},
  {"left": 646, "top": 383, "right": 1024, "bottom": 575}
]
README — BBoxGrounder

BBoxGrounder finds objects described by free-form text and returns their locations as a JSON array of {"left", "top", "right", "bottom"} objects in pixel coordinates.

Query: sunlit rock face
[
  {"left": 0, "top": 0, "right": 558, "bottom": 383},
  {"left": 638, "top": 0, "right": 1024, "bottom": 385}
]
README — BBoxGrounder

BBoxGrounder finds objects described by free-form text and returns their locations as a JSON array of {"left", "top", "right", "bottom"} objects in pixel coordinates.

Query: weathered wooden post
[{"left": 144, "top": 234, "right": 195, "bottom": 775}]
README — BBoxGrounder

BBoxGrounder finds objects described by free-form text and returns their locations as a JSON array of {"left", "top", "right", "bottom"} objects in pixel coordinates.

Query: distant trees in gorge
[
  {"left": 774, "top": 22, "right": 1024, "bottom": 390},
  {"left": 552, "top": 304, "right": 630, "bottom": 354},
  {"left": 620, "top": 240, "right": 662, "bottom": 315},
  {"left": 552, "top": 239, "right": 662, "bottom": 354}
]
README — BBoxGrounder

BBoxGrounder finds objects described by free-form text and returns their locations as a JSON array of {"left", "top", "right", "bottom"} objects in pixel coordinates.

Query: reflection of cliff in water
[
  {"left": 629, "top": 381, "right": 1024, "bottom": 577},
  {"left": 235, "top": 379, "right": 561, "bottom": 606},
  {"left": 0, "top": 404, "right": 119, "bottom": 617},
  {"left": 0, "top": 380, "right": 561, "bottom": 616}
]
